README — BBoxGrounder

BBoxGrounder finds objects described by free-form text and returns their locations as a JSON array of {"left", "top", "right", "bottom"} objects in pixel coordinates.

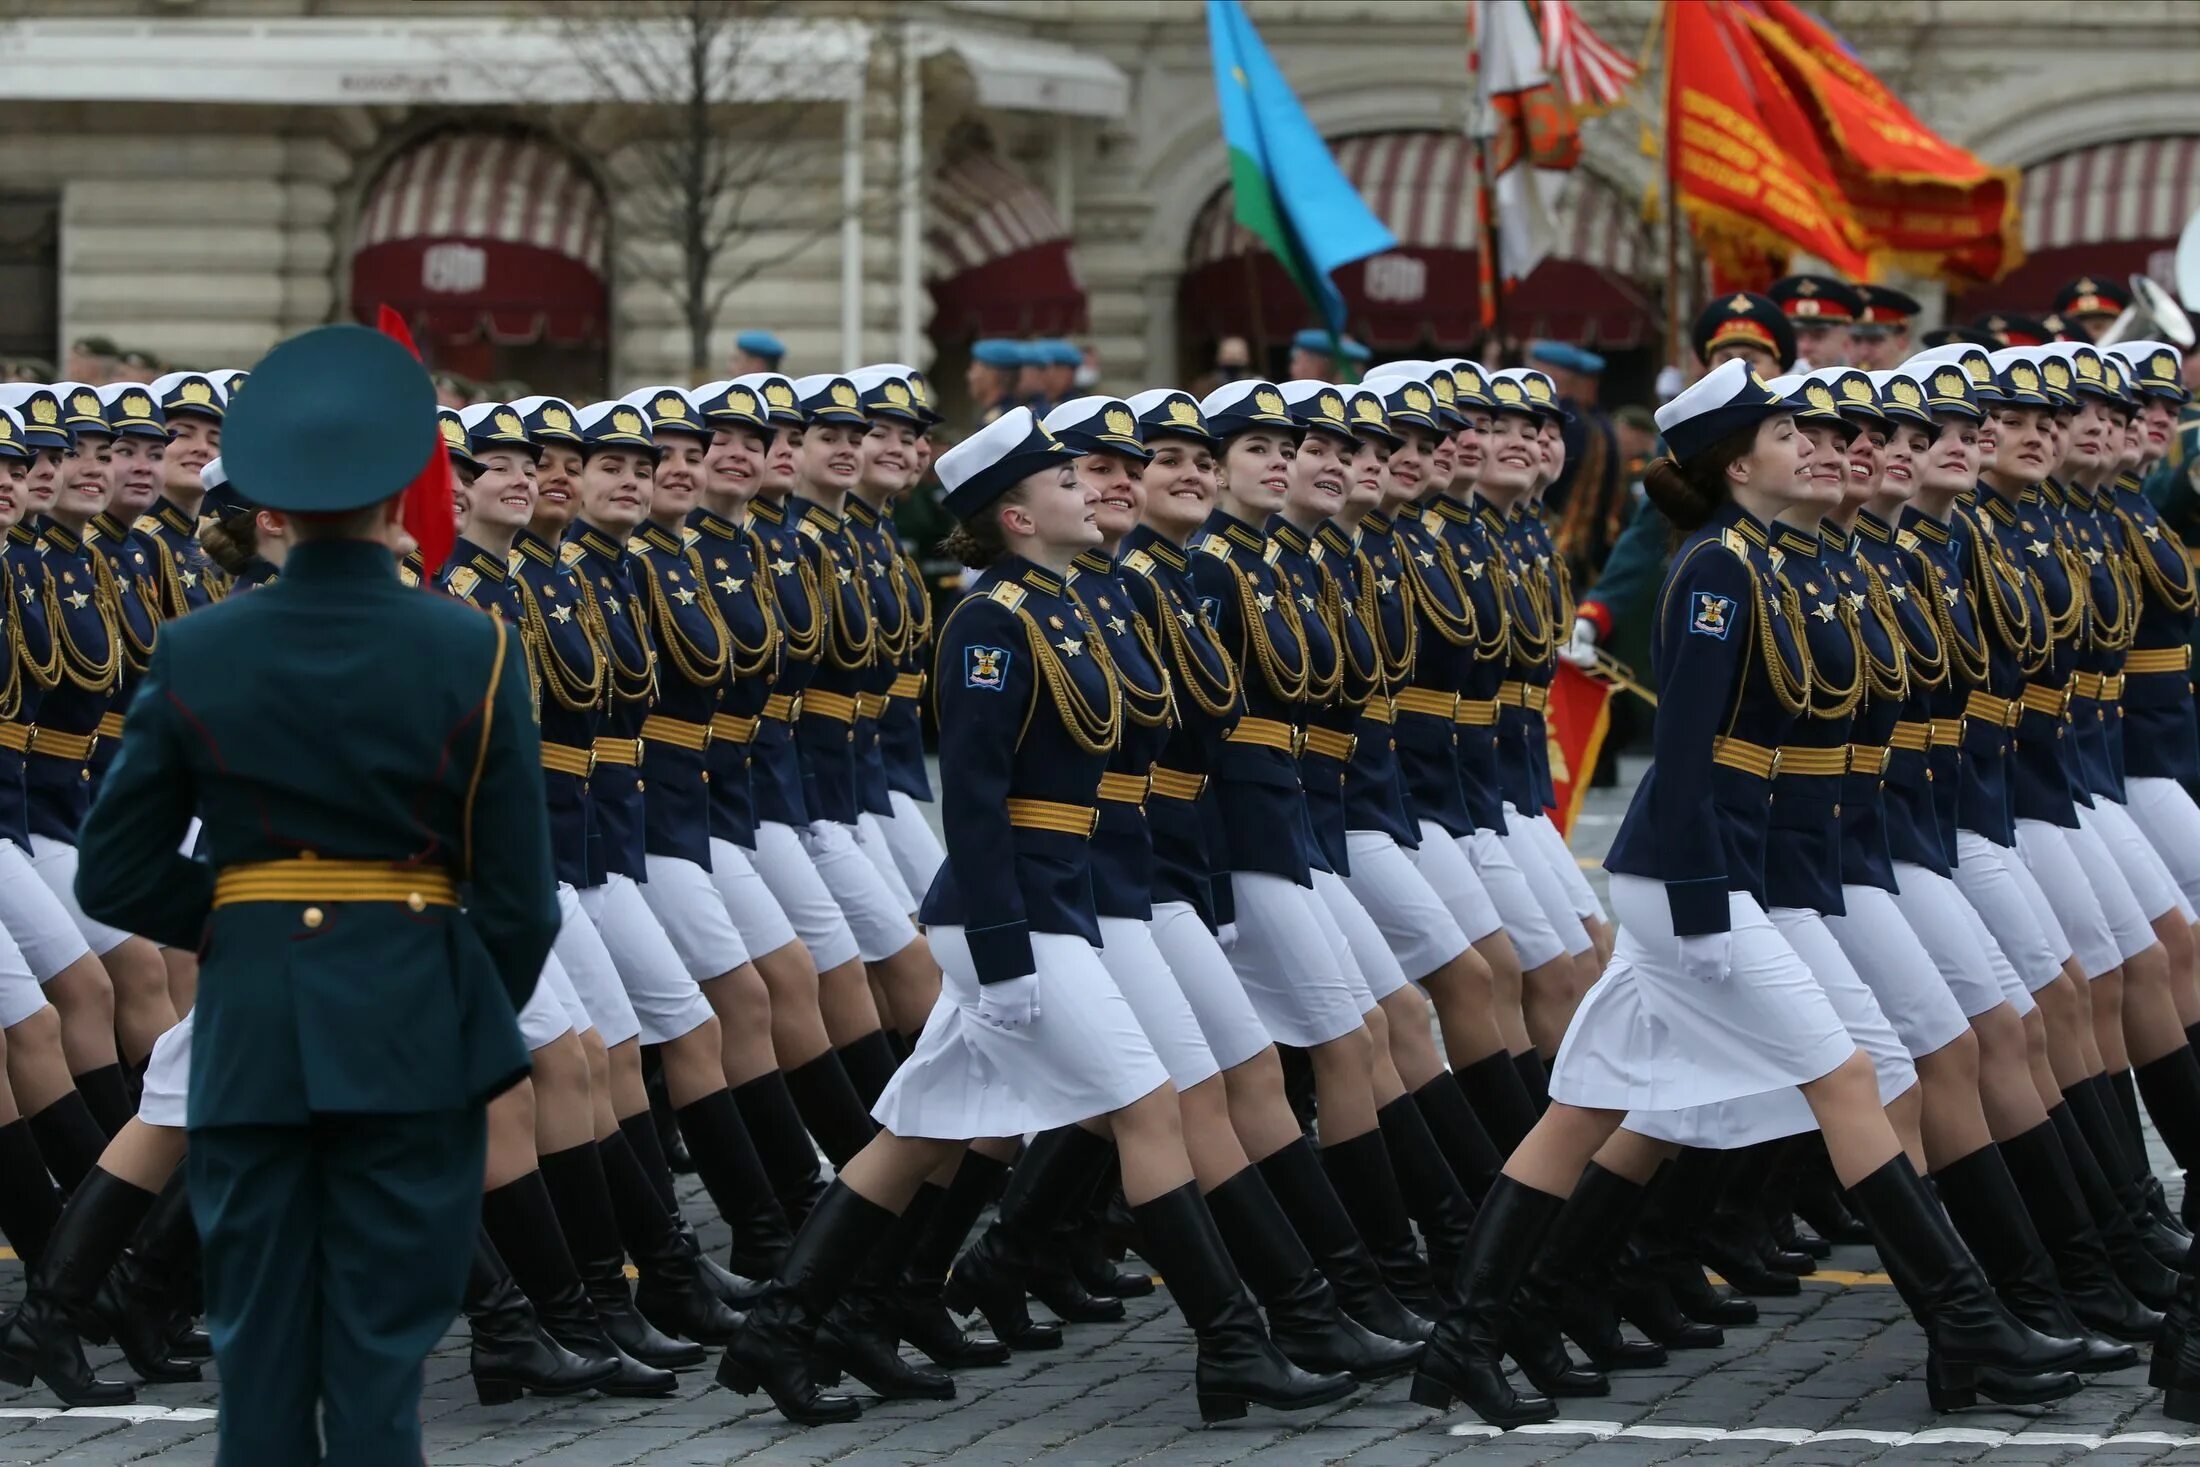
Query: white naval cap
[
  {"left": 1653, "top": 358, "right": 1792, "bottom": 462},
  {"left": 933, "top": 406, "right": 1074, "bottom": 520}
]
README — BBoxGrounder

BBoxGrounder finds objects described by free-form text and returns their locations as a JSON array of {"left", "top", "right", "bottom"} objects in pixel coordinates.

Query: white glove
[
  {"left": 1216, "top": 922, "right": 1240, "bottom": 951},
  {"left": 975, "top": 974, "right": 1041, "bottom": 1031},
  {"left": 1559, "top": 616, "right": 1600, "bottom": 669},
  {"left": 1677, "top": 931, "right": 1732, "bottom": 983}
]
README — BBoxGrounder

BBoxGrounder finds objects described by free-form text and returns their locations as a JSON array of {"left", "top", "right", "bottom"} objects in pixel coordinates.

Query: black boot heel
[
  {"left": 475, "top": 1376, "right": 524, "bottom": 1406},
  {"left": 714, "top": 1352, "right": 758, "bottom": 1395},
  {"left": 1407, "top": 1371, "right": 1456, "bottom": 1411},
  {"left": 1197, "top": 1392, "right": 1250, "bottom": 1422},
  {"left": 1409, "top": 1176, "right": 1565, "bottom": 1428},
  {"left": 1926, "top": 1359, "right": 1977, "bottom": 1412}
]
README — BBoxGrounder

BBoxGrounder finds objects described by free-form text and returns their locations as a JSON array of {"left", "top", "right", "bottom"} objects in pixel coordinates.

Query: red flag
[
  {"left": 1543, "top": 660, "right": 1615, "bottom": 837},
  {"left": 373, "top": 304, "right": 456, "bottom": 578}
]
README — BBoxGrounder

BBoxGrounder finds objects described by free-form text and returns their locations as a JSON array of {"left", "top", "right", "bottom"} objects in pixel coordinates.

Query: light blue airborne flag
[{"left": 1206, "top": 0, "right": 1396, "bottom": 344}]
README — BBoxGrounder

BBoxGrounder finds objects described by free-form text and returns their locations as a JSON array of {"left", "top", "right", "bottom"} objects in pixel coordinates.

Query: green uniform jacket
[{"left": 75, "top": 539, "right": 558, "bottom": 1128}]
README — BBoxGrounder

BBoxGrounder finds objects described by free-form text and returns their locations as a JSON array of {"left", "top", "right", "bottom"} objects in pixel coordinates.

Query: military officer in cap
[
  {"left": 732, "top": 330, "right": 788, "bottom": 376},
  {"left": 72, "top": 323, "right": 558, "bottom": 1466},
  {"left": 968, "top": 340, "right": 1026, "bottom": 426},
  {"left": 1849, "top": 285, "right": 1922, "bottom": 369},
  {"left": 2052, "top": 277, "right": 2133, "bottom": 343},
  {"left": 1768, "top": 274, "right": 1865, "bottom": 369}
]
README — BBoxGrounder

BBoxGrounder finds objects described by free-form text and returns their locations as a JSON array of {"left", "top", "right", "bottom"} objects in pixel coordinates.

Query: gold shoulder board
[
  {"left": 1309, "top": 542, "right": 1326, "bottom": 563},
  {"left": 398, "top": 566, "right": 420, "bottom": 588},
  {"left": 507, "top": 549, "right": 525, "bottom": 573},
  {"left": 681, "top": 527, "right": 700, "bottom": 548},
  {"left": 559, "top": 541, "right": 586, "bottom": 567},
  {"left": 1421, "top": 508, "right": 1443, "bottom": 534},
  {"left": 798, "top": 519, "right": 826, "bottom": 543},
  {"left": 1262, "top": 543, "right": 1282, "bottom": 567},
  {"left": 1200, "top": 537, "right": 1233, "bottom": 560},
  {"left": 626, "top": 535, "right": 650, "bottom": 557},
  {"left": 1122, "top": 549, "right": 1155, "bottom": 576},
  {"left": 987, "top": 582, "right": 1026, "bottom": 612},
  {"left": 133, "top": 515, "right": 161, "bottom": 535},
  {"left": 448, "top": 566, "right": 480, "bottom": 598},
  {"left": 1720, "top": 529, "right": 1750, "bottom": 558},
  {"left": 1895, "top": 529, "right": 1920, "bottom": 551}
]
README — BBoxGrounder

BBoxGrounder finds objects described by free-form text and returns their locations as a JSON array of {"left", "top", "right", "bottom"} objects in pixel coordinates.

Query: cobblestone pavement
[{"left": 5, "top": 759, "right": 2198, "bottom": 1464}]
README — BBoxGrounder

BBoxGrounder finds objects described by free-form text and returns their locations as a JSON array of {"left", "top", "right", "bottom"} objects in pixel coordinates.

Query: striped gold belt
[
  {"left": 1004, "top": 798, "right": 1097, "bottom": 837},
  {"left": 888, "top": 671, "right": 925, "bottom": 700},
  {"left": 2126, "top": 646, "right": 2191, "bottom": 674},
  {"left": 25, "top": 728, "right": 97, "bottom": 762},
  {"left": 1963, "top": 690, "right": 2020, "bottom": 728},
  {"left": 2071, "top": 672, "right": 2104, "bottom": 700},
  {"left": 1226, "top": 717, "right": 1301, "bottom": 754},
  {"left": 96, "top": 711, "right": 126, "bottom": 740},
  {"left": 801, "top": 690, "right": 857, "bottom": 723},
  {"left": 1849, "top": 744, "right": 1892, "bottom": 775},
  {"left": 0, "top": 725, "right": 31, "bottom": 754},
  {"left": 1497, "top": 681, "right": 1550, "bottom": 712},
  {"left": 1773, "top": 745, "right": 1851, "bottom": 777},
  {"left": 1711, "top": 737, "right": 1778, "bottom": 779},
  {"left": 856, "top": 692, "right": 889, "bottom": 720},
  {"left": 640, "top": 714, "right": 713, "bottom": 751},
  {"left": 2019, "top": 681, "right": 2070, "bottom": 718},
  {"left": 212, "top": 858, "right": 457, "bottom": 912},
  {"left": 1097, "top": 772, "right": 1150, "bottom": 806},
  {"left": 1148, "top": 767, "right": 1207, "bottom": 801},
  {"left": 762, "top": 693, "right": 802, "bottom": 721},
  {"left": 1454, "top": 698, "right": 1501, "bottom": 727},
  {"left": 1302, "top": 726, "right": 1357, "bottom": 762},
  {"left": 591, "top": 737, "right": 643, "bottom": 767},
  {"left": 711, "top": 713, "right": 758, "bottom": 745},
  {"left": 1360, "top": 698, "right": 1394, "bottom": 725},
  {"left": 541, "top": 741, "right": 595, "bottom": 778},
  {"left": 1888, "top": 722, "right": 1931, "bottom": 753},
  {"left": 1392, "top": 688, "right": 1458, "bottom": 720},
  {"left": 1929, "top": 719, "right": 1963, "bottom": 747}
]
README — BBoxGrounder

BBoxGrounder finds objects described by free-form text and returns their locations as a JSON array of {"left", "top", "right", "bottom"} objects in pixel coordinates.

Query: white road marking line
[
  {"left": 0, "top": 1405, "right": 218, "bottom": 1421},
  {"left": 1445, "top": 1420, "right": 2199, "bottom": 1449}
]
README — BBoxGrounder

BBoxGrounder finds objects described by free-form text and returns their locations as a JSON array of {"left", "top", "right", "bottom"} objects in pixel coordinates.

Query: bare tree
[{"left": 549, "top": 0, "right": 874, "bottom": 378}]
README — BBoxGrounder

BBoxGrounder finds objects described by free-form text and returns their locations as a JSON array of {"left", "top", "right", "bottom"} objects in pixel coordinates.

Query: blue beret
[
  {"left": 1528, "top": 341, "right": 1605, "bottom": 376},
  {"left": 1340, "top": 337, "right": 1372, "bottom": 364},
  {"left": 972, "top": 339, "right": 1027, "bottom": 368},
  {"left": 1291, "top": 328, "right": 1337, "bottom": 357},
  {"left": 735, "top": 331, "right": 786, "bottom": 360},
  {"left": 1037, "top": 339, "right": 1082, "bottom": 368},
  {"left": 224, "top": 325, "right": 439, "bottom": 514}
]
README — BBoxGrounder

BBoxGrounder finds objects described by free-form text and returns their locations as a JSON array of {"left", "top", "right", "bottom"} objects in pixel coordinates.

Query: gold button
[
  {"left": 700, "top": 771, "right": 710, "bottom": 784},
  {"left": 78, "top": 769, "right": 89, "bottom": 781},
  {"left": 635, "top": 780, "right": 646, "bottom": 792},
  {"left": 1832, "top": 805, "right": 1842, "bottom": 817},
  {"left": 302, "top": 907, "right": 324, "bottom": 929},
  {"left": 406, "top": 892, "right": 426, "bottom": 912}
]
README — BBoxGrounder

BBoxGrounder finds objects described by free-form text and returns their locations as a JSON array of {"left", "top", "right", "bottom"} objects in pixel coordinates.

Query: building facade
[{"left": 1, "top": 0, "right": 2195, "bottom": 405}]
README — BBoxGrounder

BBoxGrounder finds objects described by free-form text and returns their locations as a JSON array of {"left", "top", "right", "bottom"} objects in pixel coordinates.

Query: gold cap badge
[
  {"left": 1892, "top": 379, "right": 1923, "bottom": 408},
  {"left": 542, "top": 406, "right": 573, "bottom": 433},
  {"left": 31, "top": 398, "right": 57, "bottom": 425},
  {"left": 1841, "top": 377, "right": 1873, "bottom": 404},
  {"left": 1254, "top": 388, "right": 1286, "bottom": 417},
  {"left": 1933, "top": 370, "right": 1966, "bottom": 399},
  {"left": 2152, "top": 351, "right": 2178, "bottom": 381},
  {"left": 611, "top": 408, "right": 645, "bottom": 436},
  {"left": 2044, "top": 361, "right": 2071, "bottom": 389},
  {"left": 71, "top": 391, "right": 99, "bottom": 417},
  {"left": 1353, "top": 395, "right": 1385, "bottom": 426},
  {"left": 2074, "top": 354, "right": 2101, "bottom": 382},
  {"left": 179, "top": 380, "right": 213, "bottom": 405},
  {"left": 1431, "top": 376, "right": 1456, "bottom": 406},
  {"left": 121, "top": 393, "right": 153, "bottom": 419},
  {"left": 884, "top": 381, "right": 911, "bottom": 408},
  {"left": 654, "top": 394, "right": 689, "bottom": 422},
  {"left": 765, "top": 383, "right": 795, "bottom": 408},
  {"left": 728, "top": 389, "right": 758, "bottom": 419},
  {"left": 1167, "top": 398, "right": 1202, "bottom": 428},
  {"left": 2012, "top": 365, "right": 2040, "bottom": 393},
  {"left": 1728, "top": 295, "right": 1756, "bottom": 314},
  {"left": 1492, "top": 381, "right": 1524, "bottom": 404},
  {"left": 1318, "top": 393, "right": 1344, "bottom": 423},
  {"left": 440, "top": 416, "right": 466, "bottom": 447},
  {"left": 495, "top": 410, "right": 524, "bottom": 438},
  {"left": 1404, "top": 385, "right": 1433, "bottom": 413},
  {"left": 1526, "top": 376, "right": 1553, "bottom": 403},
  {"left": 1457, "top": 369, "right": 1484, "bottom": 396},
  {"left": 1806, "top": 383, "right": 1836, "bottom": 411},
  {"left": 1104, "top": 407, "right": 1136, "bottom": 437},
  {"left": 1962, "top": 356, "right": 1990, "bottom": 384},
  {"left": 830, "top": 383, "right": 859, "bottom": 409}
]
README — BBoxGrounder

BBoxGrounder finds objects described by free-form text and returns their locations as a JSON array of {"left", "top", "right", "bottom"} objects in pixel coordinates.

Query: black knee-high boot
[
  {"left": 641, "top": 1046, "right": 691, "bottom": 1173},
  {"left": 946, "top": 1127, "right": 1118, "bottom": 1337},
  {"left": 1934, "top": 1142, "right": 2133, "bottom": 1373},
  {"left": 1205, "top": 1165, "right": 1421, "bottom": 1381},
  {"left": 464, "top": 1228, "right": 619, "bottom": 1404},
  {"left": 2049, "top": 1100, "right": 2181, "bottom": 1305},
  {"left": 617, "top": 1111, "right": 759, "bottom": 1309},
  {"left": 71, "top": 1065, "right": 132, "bottom": 1140},
  {"left": 674, "top": 1088, "right": 794, "bottom": 1279},
  {"left": 82, "top": 1174, "right": 200, "bottom": 1384},
  {"left": 538, "top": 1142, "right": 701, "bottom": 1368},
  {"left": 731, "top": 1071, "right": 829, "bottom": 1226},
  {"left": 0, "top": 1118, "right": 61, "bottom": 1268},
  {"left": 1513, "top": 1051, "right": 1550, "bottom": 1117},
  {"left": 2067, "top": 1079, "right": 2187, "bottom": 1266},
  {"left": 1131, "top": 1182, "right": 1355, "bottom": 1421},
  {"left": 1999, "top": 1118, "right": 2156, "bottom": 1349},
  {"left": 836, "top": 1030, "right": 900, "bottom": 1109},
  {"left": 1520, "top": 1163, "right": 1666, "bottom": 1372},
  {"left": 1060, "top": 1149, "right": 1153, "bottom": 1300},
  {"left": 2118, "top": 1063, "right": 2192, "bottom": 1241},
  {"left": 1700, "top": 1140, "right": 1810, "bottom": 1294},
  {"left": 1842, "top": 1155, "right": 2084, "bottom": 1376},
  {"left": 481, "top": 1170, "right": 676, "bottom": 1397},
  {"left": 1410, "top": 1175, "right": 1562, "bottom": 1426},
  {"left": 1321, "top": 1127, "right": 1441, "bottom": 1317},
  {"left": 1456, "top": 1051, "right": 1539, "bottom": 1154},
  {"left": 595, "top": 1129, "right": 742, "bottom": 1343},
  {"left": 782, "top": 1050, "right": 877, "bottom": 1167},
  {"left": 811, "top": 1191, "right": 955, "bottom": 1401},
  {"left": 25, "top": 1093, "right": 106, "bottom": 1196},
  {"left": 1790, "top": 1134, "right": 1870, "bottom": 1245},
  {"left": 0, "top": 1169, "right": 145, "bottom": 1405},
  {"left": 891, "top": 1153, "right": 1017, "bottom": 1365},
  {"left": 716, "top": 1180, "right": 899, "bottom": 1425},
  {"left": 1617, "top": 1150, "right": 1754, "bottom": 1336},
  {"left": 1412, "top": 1072, "right": 1504, "bottom": 1200},
  {"left": 2162, "top": 1247, "right": 2200, "bottom": 1421},
  {"left": 2134, "top": 1048, "right": 2200, "bottom": 1201},
  {"left": 1376, "top": 1097, "right": 1477, "bottom": 1307},
  {"left": 1256, "top": 1136, "right": 1428, "bottom": 1343}
]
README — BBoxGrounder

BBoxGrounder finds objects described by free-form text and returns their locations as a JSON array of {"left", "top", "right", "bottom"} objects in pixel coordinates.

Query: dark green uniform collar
[{"left": 284, "top": 539, "right": 397, "bottom": 582}]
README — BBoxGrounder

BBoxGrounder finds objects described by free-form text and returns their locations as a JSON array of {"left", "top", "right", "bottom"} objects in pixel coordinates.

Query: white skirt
[
  {"left": 801, "top": 820, "right": 917, "bottom": 963},
  {"left": 516, "top": 953, "right": 583, "bottom": 1052},
  {"left": 854, "top": 813, "right": 920, "bottom": 915},
  {"left": 577, "top": 875, "right": 715, "bottom": 1046},
  {"left": 1953, "top": 832, "right": 2071, "bottom": 993},
  {"left": 1096, "top": 915, "right": 1222, "bottom": 1091},
  {"left": 552, "top": 883, "right": 642, "bottom": 1048},
  {"left": 1313, "top": 867, "right": 1410, "bottom": 1004},
  {"left": 138, "top": 1008, "right": 191, "bottom": 1129},
  {"left": 640, "top": 853, "right": 753, "bottom": 981},
  {"left": 1458, "top": 828, "right": 1567, "bottom": 970},
  {"left": 1407, "top": 821, "right": 1503, "bottom": 945},
  {"left": 1343, "top": 831, "right": 1471, "bottom": 982},
  {"left": 0, "top": 839, "right": 91, "bottom": 982},
  {"left": 2016, "top": 819, "right": 2125, "bottom": 979},
  {"left": 0, "top": 899, "right": 45, "bottom": 1031},
  {"left": 24, "top": 836, "right": 132, "bottom": 958},
  {"left": 882, "top": 792, "right": 947, "bottom": 905},
  {"left": 1553, "top": 876, "right": 1856, "bottom": 1127},
  {"left": 2081, "top": 801, "right": 2190, "bottom": 924},
  {"left": 1522, "top": 810, "right": 1608, "bottom": 924},
  {"left": 708, "top": 838, "right": 801, "bottom": 959},
  {"left": 871, "top": 927, "right": 1171, "bottom": 1140},
  {"left": 1821, "top": 887, "right": 1975, "bottom": 1061},
  {"left": 1889, "top": 863, "right": 2036, "bottom": 1020},
  {"left": 2063, "top": 812, "right": 2163, "bottom": 959},
  {"left": 1224, "top": 871, "right": 1371, "bottom": 1048},
  {"left": 1149, "top": 900, "right": 1275, "bottom": 1072},
  {"left": 751, "top": 821, "right": 862, "bottom": 972},
  {"left": 2124, "top": 777, "right": 2200, "bottom": 912},
  {"left": 1498, "top": 804, "right": 1593, "bottom": 958}
]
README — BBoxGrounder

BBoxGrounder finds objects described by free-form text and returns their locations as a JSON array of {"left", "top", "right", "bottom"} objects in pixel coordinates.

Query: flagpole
[{"left": 1657, "top": 0, "right": 1681, "bottom": 371}]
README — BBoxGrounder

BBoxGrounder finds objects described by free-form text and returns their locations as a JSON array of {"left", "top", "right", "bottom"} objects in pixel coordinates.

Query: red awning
[
  {"left": 1182, "top": 130, "right": 1656, "bottom": 348},
  {"left": 1954, "top": 135, "right": 2200, "bottom": 318},
  {"left": 348, "top": 129, "right": 609, "bottom": 347},
  {"left": 927, "top": 153, "right": 1087, "bottom": 339}
]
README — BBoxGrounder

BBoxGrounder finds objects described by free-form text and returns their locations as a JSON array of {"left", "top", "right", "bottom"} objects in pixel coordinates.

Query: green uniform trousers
[{"left": 188, "top": 1108, "right": 487, "bottom": 1466}]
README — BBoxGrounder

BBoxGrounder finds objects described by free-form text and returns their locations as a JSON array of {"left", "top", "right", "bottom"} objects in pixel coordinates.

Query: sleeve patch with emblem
[
  {"left": 965, "top": 644, "right": 1010, "bottom": 690},
  {"left": 1689, "top": 591, "right": 1736, "bottom": 639}
]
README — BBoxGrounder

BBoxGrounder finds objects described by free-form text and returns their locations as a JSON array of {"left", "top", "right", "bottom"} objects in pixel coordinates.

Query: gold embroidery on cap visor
[
  {"left": 1166, "top": 398, "right": 1203, "bottom": 428},
  {"left": 1893, "top": 379, "right": 1924, "bottom": 408},
  {"left": 1104, "top": 407, "right": 1136, "bottom": 437}
]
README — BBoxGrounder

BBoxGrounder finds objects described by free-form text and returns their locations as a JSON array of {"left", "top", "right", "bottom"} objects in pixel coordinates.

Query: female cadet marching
[
  {"left": 1408, "top": 360, "right": 2084, "bottom": 1429},
  {"left": 714, "top": 406, "right": 1352, "bottom": 1428}
]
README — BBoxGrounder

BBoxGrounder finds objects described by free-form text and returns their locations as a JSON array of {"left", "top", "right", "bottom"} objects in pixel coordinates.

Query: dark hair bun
[{"left": 1642, "top": 456, "right": 1720, "bottom": 532}]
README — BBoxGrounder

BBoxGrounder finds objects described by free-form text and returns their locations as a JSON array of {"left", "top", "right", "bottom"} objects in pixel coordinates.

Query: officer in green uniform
[{"left": 71, "top": 324, "right": 560, "bottom": 1467}]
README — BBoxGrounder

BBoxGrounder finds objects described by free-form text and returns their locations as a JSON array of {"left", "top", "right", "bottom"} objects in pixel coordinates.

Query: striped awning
[
  {"left": 1186, "top": 130, "right": 1648, "bottom": 278},
  {"left": 927, "top": 153, "right": 1086, "bottom": 338},
  {"left": 349, "top": 129, "right": 609, "bottom": 345},
  {"left": 2021, "top": 136, "right": 2200, "bottom": 251}
]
